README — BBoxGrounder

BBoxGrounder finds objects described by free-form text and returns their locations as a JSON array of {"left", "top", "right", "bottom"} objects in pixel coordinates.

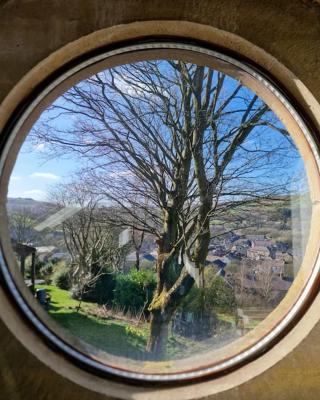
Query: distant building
[
  {"left": 276, "top": 242, "right": 291, "bottom": 252},
  {"left": 275, "top": 251, "right": 289, "bottom": 261},
  {"left": 246, "top": 234, "right": 266, "bottom": 241},
  {"left": 211, "top": 259, "right": 227, "bottom": 269},
  {"left": 124, "top": 251, "right": 156, "bottom": 271},
  {"left": 211, "top": 247, "right": 227, "bottom": 256},
  {"left": 247, "top": 246, "right": 270, "bottom": 260},
  {"left": 242, "top": 276, "right": 291, "bottom": 292},
  {"left": 221, "top": 254, "right": 236, "bottom": 265},
  {"left": 250, "top": 239, "right": 272, "bottom": 248},
  {"left": 35, "top": 246, "right": 56, "bottom": 261},
  {"left": 51, "top": 251, "right": 72, "bottom": 261},
  {"left": 231, "top": 244, "right": 247, "bottom": 256},
  {"left": 233, "top": 238, "right": 250, "bottom": 246}
]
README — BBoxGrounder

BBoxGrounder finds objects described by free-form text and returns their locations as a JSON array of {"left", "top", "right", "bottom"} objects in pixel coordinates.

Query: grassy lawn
[
  {"left": 216, "top": 312, "right": 236, "bottom": 324},
  {"left": 37, "top": 284, "right": 149, "bottom": 359},
  {"left": 36, "top": 284, "right": 211, "bottom": 360}
]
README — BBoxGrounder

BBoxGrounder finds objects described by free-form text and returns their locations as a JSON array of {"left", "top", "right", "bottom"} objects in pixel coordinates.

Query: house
[
  {"left": 233, "top": 238, "right": 250, "bottom": 246},
  {"left": 275, "top": 251, "right": 289, "bottom": 261},
  {"left": 51, "top": 251, "right": 72, "bottom": 261},
  {"left": 211, "top": 259, "right": 227, "bottom": 269},
  {"left": 250, "top": 239, "right": 273, "bottom": 248},
  {"left": 124, "top": 251, "right": 156, "bottom": 271},
  {"left": 246, "top": 234, "right": 266, "bottom": 242},
  {"left": 211, "top": 247, "right": 227, "bottom": 256},
  {"left": 242, "top": 276, "right": 291, "bottom": 292},
  {"left": 231, "top": 244, "right": 248, "bottom": 257},
  {"left": 270, "top": 258, "right": 285, "bottom": 276},
  {"left": 247, "top": 246, "right": 270, "bottom": 260},
  {"left": 35, "top": 246, "right": 56, "bottom": 261}
]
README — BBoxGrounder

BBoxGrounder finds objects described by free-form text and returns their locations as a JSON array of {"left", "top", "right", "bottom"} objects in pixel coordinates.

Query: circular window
[{"left": 0, "top": 41, "right": 319, "bottom": 383}]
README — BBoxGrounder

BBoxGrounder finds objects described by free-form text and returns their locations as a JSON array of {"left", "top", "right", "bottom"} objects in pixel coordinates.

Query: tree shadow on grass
[
  {"left": 50, "top": 310, "right": 150, "bottom": 361},
  {"left": 47, "top": 302, "right": 60, "bottom": 312},
  {"left": 36, "top": 285, "right": 151, "bottom": 360}
]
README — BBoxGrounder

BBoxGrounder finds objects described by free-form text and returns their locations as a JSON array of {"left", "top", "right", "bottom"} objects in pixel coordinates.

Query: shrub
[
  {"left": 175, "top": 286, "right": 216, "bottom": 340},
  {"left": 113, "top": 269, "right": 156, "bottom": 313},
  {"left": 180, "top": 276, "right": 236, "bottom": 314},
  {"left": 70, "top": 271, "right": 116, "bottom": 305},
  {"left": 39, "top": 262, "right": 54, "bottom": 284},
  {"left": 52, "top": 267, "right": 70, "bottom": 290},
  {"left": 24, "top": 255, "right": 45, "bottom": 280},
  {"left": 206, "top": 277, "right": 236, "bottom": 313},
  {"left": 174, "top": 277, "right": 235, "bottom": 339}
]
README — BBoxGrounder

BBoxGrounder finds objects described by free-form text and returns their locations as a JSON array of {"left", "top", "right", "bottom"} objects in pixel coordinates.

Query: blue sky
[
  {"left": 8, "top": 139, "right": 78, "bottom": 201},
  {"left": 8, "top": 119, "right": 307, "bottom": 202},
  {"left": 7, "top": 60, "right": 308, "bottom": 202}
]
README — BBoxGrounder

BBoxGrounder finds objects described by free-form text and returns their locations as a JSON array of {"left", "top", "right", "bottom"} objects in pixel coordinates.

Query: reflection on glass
[{"left": 6, "top": 59, "right": 312, "bottom": 369}]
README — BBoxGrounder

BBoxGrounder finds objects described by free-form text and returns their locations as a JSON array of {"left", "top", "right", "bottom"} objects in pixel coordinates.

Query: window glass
[{"left": 3, "top": 47, "right": 316, "bottom": 379}]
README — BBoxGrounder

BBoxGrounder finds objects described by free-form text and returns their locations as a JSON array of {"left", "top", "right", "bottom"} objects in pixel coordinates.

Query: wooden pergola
[{"left": 11, "top": 240, "right": 37, "bottom": 294}]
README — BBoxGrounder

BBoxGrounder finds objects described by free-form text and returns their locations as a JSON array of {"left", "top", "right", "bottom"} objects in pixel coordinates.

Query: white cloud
[
  {"left": 34, "top": 143, "right": 45, "bottom": 151},
  {"left": 109, "top": 170, "right": 133, "bottom": 178},
  {"left": 30, "top": 172, "right": 60, "bottom": 180},
  {"left": 10, "top": 176, "right": 21, "bottom": 181},
  {"left": 22, "top": 189, "right": 46, "bottom": 200}
]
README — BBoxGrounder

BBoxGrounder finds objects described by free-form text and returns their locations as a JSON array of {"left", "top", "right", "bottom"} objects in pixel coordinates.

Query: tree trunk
[
  {"left": 146, "top": 190, "right": 213, "bottom": 359},
  {"left": 146, "top": 310, "right": 170, "bottom": 359},
  {"left": 135, "top": 249, "right": 140, "bottom": 270},
  {"left": 146, "top": 252, "right": 174, "bottom": 360},
  {"left": 146, "top": 253, "right": 195, "bottom": 359}
]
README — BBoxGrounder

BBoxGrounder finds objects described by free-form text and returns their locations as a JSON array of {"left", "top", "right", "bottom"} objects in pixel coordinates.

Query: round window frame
[{"left": 0, "top": 22, "right": 320, "bottom": 393}]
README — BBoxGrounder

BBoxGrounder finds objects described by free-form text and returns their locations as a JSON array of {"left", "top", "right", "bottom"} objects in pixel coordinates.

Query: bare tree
[
  {"left": 256, "top": 260, "right": 274, "bottom": 303},
  {"left": 237, "top": 261, "right": 247, "bottom": 307},
  {"left": 9, "top": 208, "right": 36, "bottom": 244},
  {"left": 33, "top": 59, "right": 299, "bottom": 358},
  {"left": 50, "top": 181, "right": 125, "bottom": 309}
]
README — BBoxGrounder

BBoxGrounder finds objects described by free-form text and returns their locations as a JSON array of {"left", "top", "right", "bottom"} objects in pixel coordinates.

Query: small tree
[
  {"left": 9, "top": 208, "right": 36, "bottom": 244},
  {"left": 256, "top": 260, "right": 274, "bottom": 304},
  {"left": 52, "top": 266, "right": 70, "bottom": 290},
  {"left": 50, "top": 180, "right": 126, "bottom": 310}
]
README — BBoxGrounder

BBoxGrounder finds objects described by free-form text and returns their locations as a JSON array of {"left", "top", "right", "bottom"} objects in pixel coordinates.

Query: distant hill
[{"left": 6, "top": 197, "right": 59, "bottom": 220}]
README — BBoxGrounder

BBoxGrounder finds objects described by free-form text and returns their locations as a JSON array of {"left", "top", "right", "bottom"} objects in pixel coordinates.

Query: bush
[
  {"left": 180, "top": 277, "right": 236, "bottom": 314},
  {"left": 175, "top": 286, "right": 216, "bottom": 340},
  {"left": 39, "top": 262, "right": 54, "bottom": 284},
  {"left": 52, "top": 267, "right": 70, "bottom": 290},
  {"left": 24, "top": 255, "right": 45, "bottom": 280},
  {"left": 113, "top": 269, "right": 156, "bottom": 313},
  {"left": 174, "top": 277, "right": 236, "bottom": 340},
  {"left": 70, "top": 271, "right": 116, "bottom": 305},
  {"left": 206, "top": 277, "right": 236, "bottom": 313}
]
